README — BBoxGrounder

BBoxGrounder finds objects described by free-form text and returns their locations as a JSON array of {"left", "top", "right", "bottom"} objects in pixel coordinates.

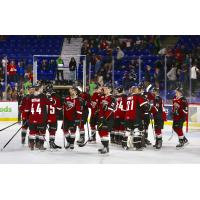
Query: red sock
[{"left": 173, "top": 128, "right": 183, "bottom": 138}]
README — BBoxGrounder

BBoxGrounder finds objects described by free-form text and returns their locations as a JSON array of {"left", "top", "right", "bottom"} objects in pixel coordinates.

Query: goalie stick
[{"left": 149, "top": 114, "right": 156, "bottom": 140}]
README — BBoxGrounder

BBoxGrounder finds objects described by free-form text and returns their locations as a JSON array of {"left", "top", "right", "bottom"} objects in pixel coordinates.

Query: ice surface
[{"left": 0, "top": 122, "right": 200, "bottom": 164}]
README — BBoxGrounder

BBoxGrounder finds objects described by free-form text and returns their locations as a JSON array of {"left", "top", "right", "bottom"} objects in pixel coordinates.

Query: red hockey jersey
[
  {"left": 114, "top": 94, "right": 127, "bottom": 119},
  {"left": 125, "top": 94, "right": 148, "bottom": 121},
  {"left": 25, "top": 94, "right": 52, "bottom": 124},
  {"left": 47, "top": 94, "right": 62, "bottom": 123},
  {"left": 172, "top": 96, "right": 188, "bottom": 121},
  {"left": 90, "top": 92, "right": 101, "bottom": 117},
  {"left": 19, "top": 94, "right": 30, "bottom": 120},
  {"left": 63, "top": 96, "right": 82, "bottom": 121},
  {"left": 99, "top": 94, "right": 116, "bottom": 119},
  {"left": 150, "top": 95, "right": 167, "bottom": 121}
]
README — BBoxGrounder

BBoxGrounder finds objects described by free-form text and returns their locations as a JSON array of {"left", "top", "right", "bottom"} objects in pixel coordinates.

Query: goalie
[{"left": 123, "top": 86, "right": 150, "bottom": 151}]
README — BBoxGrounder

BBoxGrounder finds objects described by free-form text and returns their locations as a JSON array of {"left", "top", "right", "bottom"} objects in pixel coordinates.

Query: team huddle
[{"left": 18, "top": 82, "right": 189, "bottom": 154}]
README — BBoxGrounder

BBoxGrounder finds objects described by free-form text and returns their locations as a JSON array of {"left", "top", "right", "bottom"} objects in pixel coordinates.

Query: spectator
[
  {"left": 41, "top": 59, "right": 48, "bottom": 71},
  {"left": 182, "top": 64, "right": 189, "bottom": 94},
  {"left": 97, "top": 74, "right": 104, "bottom": 86},
  {"left": 69, "top": 57, "right": 77, "bottom": 80},
  {"left": 1, "top": 56, "right": 8, "bottom": 72},
  {"left": 7, "top": 60, "right": 17, "bottom": 83},
  {"left": 190, "top": 64, "right": 200, "bottom": 95},
  {"left": 23, "top": 80, "right": 32, "bottom": 95},
  {"left": 154, "top": 67, "right": 162, "bottom": 89},
  {"left": 89, "top": 79, "right": 97, "bottom": 96},
  {"left": 11, "top": 86, "right": 18, "bottom": 101},
  {"left": 0, "top": 62, "right": 4, "bottom": 80},
  {"left": 122, "top": 71, "right": 136, "bottom": 92},
  {"left": 100, "top": 39, "right": 108, "bottom": 50},
  {"left": 167, "top": 65, "right": 177, "bottom": 90},
  {"left": 158, "top": 47, "right": 167, "bottom": 55},
  {"left": 95, "top": 56, "right": 102, "bottom": 73},
  {"left": 6, "top": 84, "right": 12, "bottom": 100},
  {"left": 17, "top": 61, "right": 25, "bottom": 85},
  {"left": 0, "top": 82, "right": 3, "bottom": 100},
  {"left": 116, "top": 46, "right": 124, "bottom": 59},
  {"left": 116, "top": 46, "right": 124, "bottom": 68},
  {"left": 144, "top": 65, "right": 152, "bottom": 83},
  {"left": 49, "top": 59, "right": 56, "bottom": 71},
  {"left": 66, "top": 35, "right": 71, "bottom": 44},
  {"left": 56, "top": 56, "right": 64, "bottom": 81}
]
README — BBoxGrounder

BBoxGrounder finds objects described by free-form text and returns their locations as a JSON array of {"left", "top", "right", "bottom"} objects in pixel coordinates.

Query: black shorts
[
  {"left": 48, "top": 122, "right": 58, "bottom": 132},
  {"left": 62, "top": 120, "right": 76, "bottom": 132},
  {"left": 29, "top": 122, "right": 47, "bottom": 132},
  {"left": 125, "top": 120, "right": 143, "bottom": 131},
  {"left": 154, "top": 118, "right": 164, "bottom": 129},
  {"left": 173, "top": 120, "right": 185, "bottom": 129},
  {"left": 90, "top": 115, "right": 98, "bottom": 127},
  {"left": 98, "top": 116, "right": 114, "bottom": 132},
  {"left": 114, "top": 118, "right": 125, "bottom": 129},
  {"left": 82, "top": 108, "right": 89, "bottom": 124}
]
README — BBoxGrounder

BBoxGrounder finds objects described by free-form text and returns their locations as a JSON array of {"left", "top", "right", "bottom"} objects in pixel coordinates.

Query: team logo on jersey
[
  {"left": 66, "top": 101, "right": 74, "bottom": 108},
  {"left": 102, "top": 100, "right": 108, "bottom": 106}
]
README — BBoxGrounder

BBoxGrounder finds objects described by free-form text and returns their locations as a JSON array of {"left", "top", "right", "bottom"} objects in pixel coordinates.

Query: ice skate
[
  {"left": 77, "top": 136, "right": 85, "bottom": 146},
  {"left": 98, "top": 147, "right": 109, "bottom": 154},
  {"left": 176, "top": 139, "right": 184, "bottom": 150},
  {"left": 153, "top": 138, "right": 162, "bottom": 150},
  {"left": 183, "top": 136, "right": 189, "bottom": 146}
]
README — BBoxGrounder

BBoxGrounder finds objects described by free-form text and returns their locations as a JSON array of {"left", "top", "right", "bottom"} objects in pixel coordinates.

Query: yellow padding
[{"left": 0, "top": 118, "right": 18, "bottom": 122}]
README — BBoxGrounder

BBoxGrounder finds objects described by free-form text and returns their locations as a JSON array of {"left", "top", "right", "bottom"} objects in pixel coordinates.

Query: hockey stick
[
  {"left": 0, "top": 121, "right": 20, "bottom": 132},
  {"left": 1, "top": 123, "right": 25, "bottom": 151},
  {"left": 168, "top": 129, "right": 174, "bottom": 141}
]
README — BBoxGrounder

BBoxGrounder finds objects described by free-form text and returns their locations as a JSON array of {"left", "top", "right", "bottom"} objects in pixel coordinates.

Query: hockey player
[
  {"left": 172, "top": 88, "right": 189, "bottom": 149},
  {"left": 19, "top": 85, "right": 35, "bottom": 145},
  {"left": 46, "top": 88, "right": 62, "bottom": 150},
  {"left": 138, "top": 82, "right": 154, "bottom": 146},
  {"left": 63, "top": 87, "right": 82, "bottom": 150},
  {"left": 25, "top": 84, "right": 53, "bottom": 150},
  {"left": 151, "top": 88, "right": 166, "bottom": 150},
  {"left": 89, "top": 86, "right": 103, "bottom": 143},
  {"left": 112, "top": 86, "right": 126, "bottom": 145},
  {"left": 76, "top": 87, "right": 90, "bottom": 146},
  {"left": 98, "top": 83, "right": 116, "bottom": 154},
  {"left": 123, "top": 86, "right": 150, "bottom": 150}
]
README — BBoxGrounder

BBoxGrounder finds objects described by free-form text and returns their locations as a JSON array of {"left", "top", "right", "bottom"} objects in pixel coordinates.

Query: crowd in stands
[
  {"left": 0, "top": 56, "right": 33, "bottom": 100},
  {"left": 82, "top": 36, "right": 200, "bottom": 99},
  {"left": 0, "top": 35, "right": 200, "bottom": 101}
]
